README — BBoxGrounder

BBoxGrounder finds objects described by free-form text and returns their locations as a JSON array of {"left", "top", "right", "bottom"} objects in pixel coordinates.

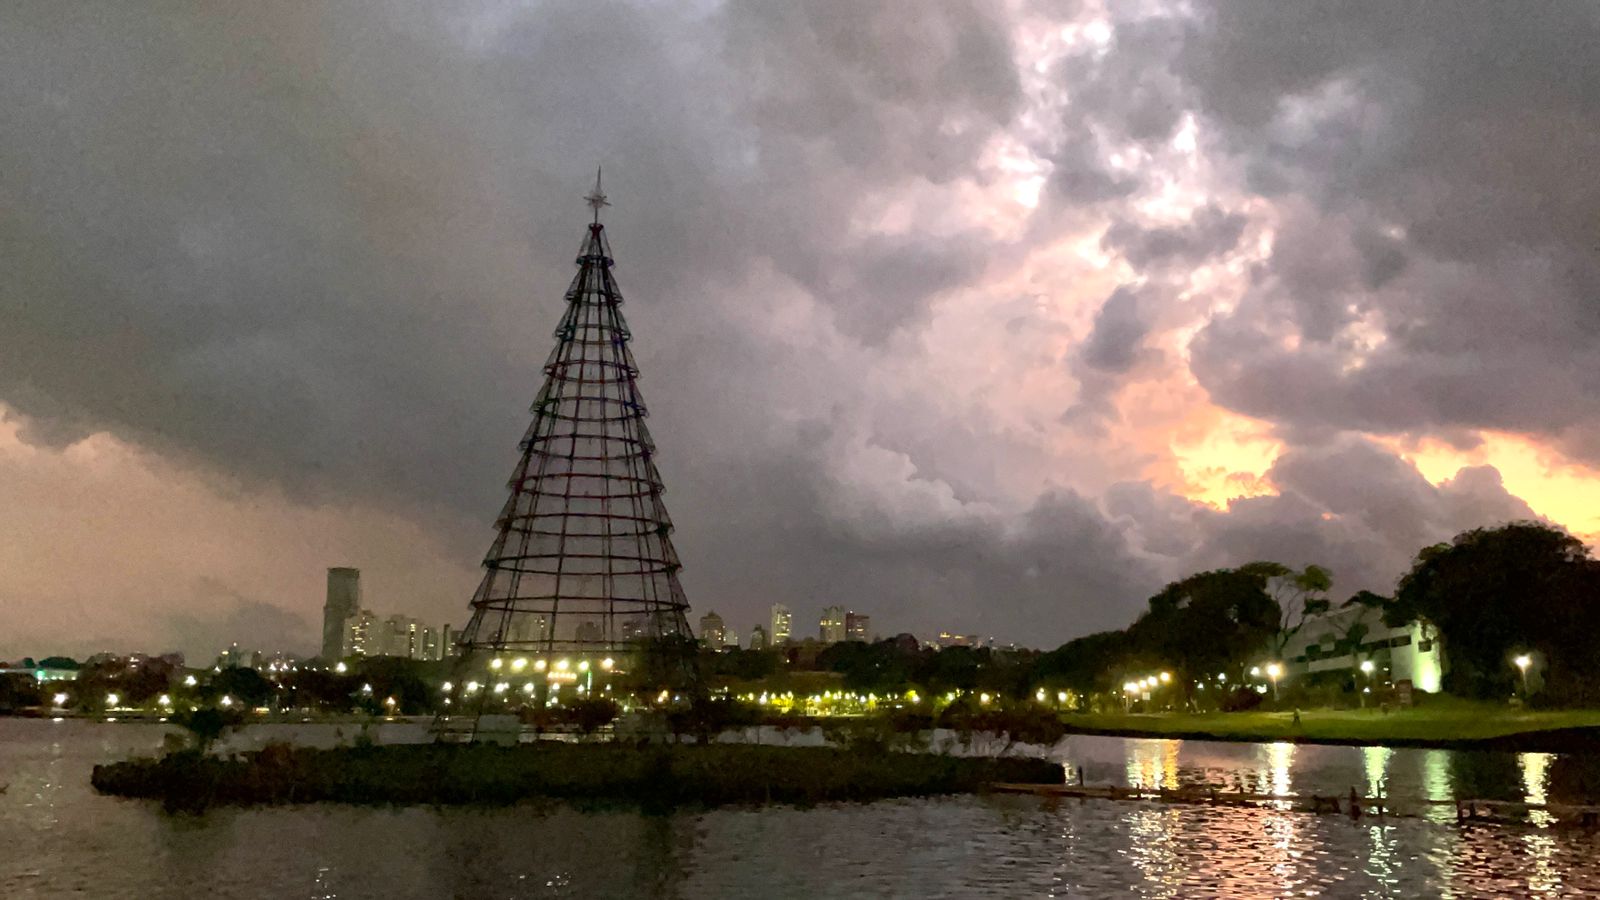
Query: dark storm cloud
[
  {"left": 1, "top": 0, "right": 1586, "bottom": 654},
  {"left": 1079, "top": 286, "right": 1151, "bottom": 375},
  {"left": 161, "top": 586, "right": 312, "bottom": 661},
  {"left": 0, "top": 0, "right": 1150, "bottom": 649},
  {"left": 1167, "top": 1, "right": 1600, "bottom": 457},
  {"left": 1101, "top": 204, "right": 1247, "bottom": 272},
  {"left": 1178, "top": 437, "right": 1539, "bottom": 596}
]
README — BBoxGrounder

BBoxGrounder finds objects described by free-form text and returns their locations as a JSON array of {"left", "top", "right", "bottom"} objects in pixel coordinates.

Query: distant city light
[
  {"left": 534, "top": 659, "right": 548, "bottom": 672},
  {"left": 183, "top": 674, "right": 198, "bottom": 686},
  {"left": 601, "top": 657, "right": 614, "bottom": 670},
  {"left": 52, "top": 693, "right": 68, "bottom": 707},
  {"left": 158, "top": 694, "right": 172, "bottom": 706},
  {"left": 105, "top": 693, "right": 120, "bottom": 707},
  {"left": 578, "top": 660, "right": 590, "bottom": 672},
  {"left": 556, "top": 659, "right": 570, "bottom": 671},
  {"left": 334, "top": 662, "right": 348, "bottom": 674},
  {"left": 1159, "top": 672, "right": 1172, "bottom": 684},
  {"left": 511, "top": 657, "right": 527, "bottom": 672},
  {"left": 220, "top": 695, "right": 233, "bottom": 707},
  {"left": 441, "top": 681, "right": 454, "bottom": 692},
  {"left": 1359, "top": 660, "right": 1375, "bottom": 674},
  {"left": 490, "top": 658, "right": 504, "bottom": 671}
]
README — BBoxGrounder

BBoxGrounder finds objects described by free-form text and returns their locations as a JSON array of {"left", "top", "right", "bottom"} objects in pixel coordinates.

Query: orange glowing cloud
[{"left": 1385, "top": 432, "right": 1600, "bottom": 546}]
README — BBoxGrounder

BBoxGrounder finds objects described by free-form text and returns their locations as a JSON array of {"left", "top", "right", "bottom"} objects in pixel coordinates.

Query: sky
[{"left": 3, "top": 1, "right": 1599, "bottom": 661}]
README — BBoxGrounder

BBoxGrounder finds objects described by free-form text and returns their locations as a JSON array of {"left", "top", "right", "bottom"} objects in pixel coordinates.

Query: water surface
[{"left": 3, "top": 719, "right": 1597, "bottom": 897}]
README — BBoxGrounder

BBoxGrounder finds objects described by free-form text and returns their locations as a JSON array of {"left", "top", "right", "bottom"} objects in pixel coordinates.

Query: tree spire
[{"left": 584, "top": 165, "right": 609, "bottom": 224}]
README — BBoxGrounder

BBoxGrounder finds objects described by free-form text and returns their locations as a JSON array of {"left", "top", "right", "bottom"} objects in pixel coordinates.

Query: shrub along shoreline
[{"left": 90, "top": 742, "right": 1063, "bottom": 812}]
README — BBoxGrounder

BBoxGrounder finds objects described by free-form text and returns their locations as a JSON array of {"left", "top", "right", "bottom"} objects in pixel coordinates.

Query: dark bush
[{"left": 91, "top": 742, "right": 1064, "bottom": 811}]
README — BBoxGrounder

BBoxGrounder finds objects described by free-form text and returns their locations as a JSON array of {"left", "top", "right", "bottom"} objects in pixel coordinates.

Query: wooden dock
[{"left": 990, "top": 782, "right": 1600, "bottom": 827}]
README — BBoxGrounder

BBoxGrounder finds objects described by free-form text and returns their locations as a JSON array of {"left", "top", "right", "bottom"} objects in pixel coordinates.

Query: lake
[{"left": 3, "top": 718, "right": 1598, "bottom": 897}]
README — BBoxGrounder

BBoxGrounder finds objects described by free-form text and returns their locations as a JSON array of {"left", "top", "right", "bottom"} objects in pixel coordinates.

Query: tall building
[
  {"left": 819, "top": 606, "right": 846, "bottom": 644},
  {"left": 381, "top": 614, "right": 418, "bottom": 658},
  {"left": 217, "top": 642, "right": 244, "bottom": 668},
  {"left": 770, "top": 604, "right": 792, "bottom": 645},
  {"left": 749, "top": 624, "right": 769, "bottom": 650},
  {"left": 700, "top": 611, "right": 726, "bottom": 648},
  {"left": 323, "top": 567, "right": 362, "bottom": 660},
  {"left": 845, "top": 611, "right": 871, "bottom": 642},
  {"left": 346, "top": 609, "right": 379, "bottom": 657},
  {"left": 620, "top": 617, "right": 648, "bottom": 643}
]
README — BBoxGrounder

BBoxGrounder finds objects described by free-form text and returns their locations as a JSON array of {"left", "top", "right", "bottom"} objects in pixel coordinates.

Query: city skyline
[{"left": 5, "top": 3, "right": 1600, "bottom": 662}]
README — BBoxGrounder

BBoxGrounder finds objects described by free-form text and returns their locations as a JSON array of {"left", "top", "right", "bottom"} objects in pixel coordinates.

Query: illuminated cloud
[{"left": 1, "top": 1, "right": 1596, "bottom": 656}]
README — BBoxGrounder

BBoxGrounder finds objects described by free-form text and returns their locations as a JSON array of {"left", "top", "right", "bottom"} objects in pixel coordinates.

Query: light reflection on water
[{"left": 3, "top": 720, "right": 1600, "bottom": 898}]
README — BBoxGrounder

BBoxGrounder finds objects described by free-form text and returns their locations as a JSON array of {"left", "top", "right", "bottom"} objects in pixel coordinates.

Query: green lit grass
[{"left": 1063, "top": 700, "right": 1600, "bottom": 748}]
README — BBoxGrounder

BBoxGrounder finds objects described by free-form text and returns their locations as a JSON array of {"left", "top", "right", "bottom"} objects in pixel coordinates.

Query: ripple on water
[{"left": 3, "top": 720, "right": 1600, "bottom": 898}]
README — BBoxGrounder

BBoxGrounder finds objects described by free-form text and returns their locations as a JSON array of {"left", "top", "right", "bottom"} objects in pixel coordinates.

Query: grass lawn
[{"left": 1064, "top": 699, "right": 1600, "bottom": 746}]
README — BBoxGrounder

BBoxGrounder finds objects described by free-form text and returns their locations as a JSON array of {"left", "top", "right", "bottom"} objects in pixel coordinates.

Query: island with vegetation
[{"left": 92, "top": 741, "right": 1062, "bottom": 812}]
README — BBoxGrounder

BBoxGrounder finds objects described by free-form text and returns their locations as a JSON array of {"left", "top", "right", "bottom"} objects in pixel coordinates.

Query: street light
[
  {"left": 1514, "top": 654, "right": 1532, "bottom": 697},
  {"left": 1265, "top": 663, "right": 1283, "bottom": 701},
  {"left": 1358, "top": 660, "right": 1374, "bottom": 708}
]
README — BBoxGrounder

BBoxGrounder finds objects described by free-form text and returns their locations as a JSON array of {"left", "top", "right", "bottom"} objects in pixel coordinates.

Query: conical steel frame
[{"left": 434, "top": 215, "right": 692, "bottom": 739}]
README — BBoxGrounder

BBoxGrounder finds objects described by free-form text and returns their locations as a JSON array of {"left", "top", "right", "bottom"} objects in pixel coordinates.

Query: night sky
[{"left": 3, "top": 2, "right": 1598, "bottom": 660}]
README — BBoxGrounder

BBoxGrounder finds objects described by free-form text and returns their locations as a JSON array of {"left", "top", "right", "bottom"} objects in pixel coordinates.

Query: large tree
[
  {"left": 1129, "top": 567, "right": 1282, "bottom": 704},
  {"left": 1389, "top": 522, "right": 1600, "bottom": 701},
  {"left": 1240, "top": 562, "right": 1333, "bottom": 657}
]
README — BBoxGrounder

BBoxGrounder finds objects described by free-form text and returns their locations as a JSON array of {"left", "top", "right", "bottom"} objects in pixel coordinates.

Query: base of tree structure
[{"left": 91, "top": 742, "right": 1063, "bottom": 812}]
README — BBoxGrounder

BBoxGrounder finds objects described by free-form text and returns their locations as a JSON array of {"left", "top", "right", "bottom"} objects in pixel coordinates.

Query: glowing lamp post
[
  {"left": 1265, "top": 663, "right": 1283, "bottom": 702},
  {"left": 1514, "top": 654, "right": 1532, "bottom": 697},
  {"left": 1358, "top": 659, "right": 1375, "bottom": 708}
]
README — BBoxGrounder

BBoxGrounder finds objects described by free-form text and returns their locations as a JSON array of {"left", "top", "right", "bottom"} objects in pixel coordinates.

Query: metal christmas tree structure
[{"left": 434, "top": 172, "right": 693, "bottom": 739}]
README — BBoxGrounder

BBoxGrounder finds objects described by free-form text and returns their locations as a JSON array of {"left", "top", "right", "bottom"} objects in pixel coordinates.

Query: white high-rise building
[{"left": 770, "top": 604, "right": 792, "bottom": 645}]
